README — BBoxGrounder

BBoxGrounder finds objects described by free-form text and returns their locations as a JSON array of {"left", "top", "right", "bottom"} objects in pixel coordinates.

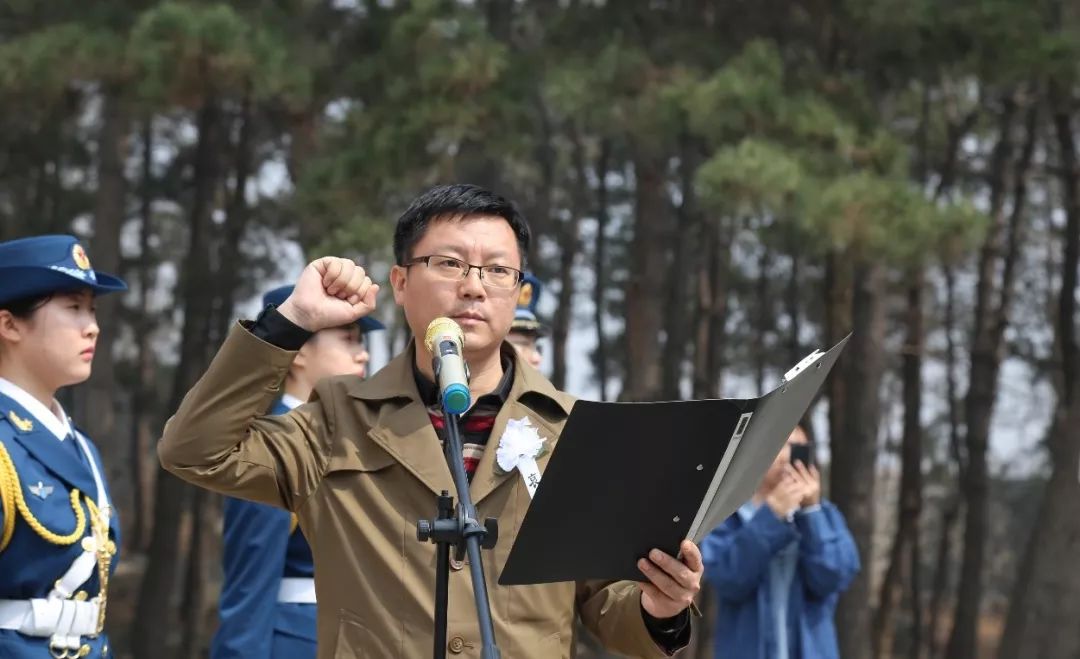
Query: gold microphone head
[{"left": 424, "top": 317, "right": 465, "bottom": 353}]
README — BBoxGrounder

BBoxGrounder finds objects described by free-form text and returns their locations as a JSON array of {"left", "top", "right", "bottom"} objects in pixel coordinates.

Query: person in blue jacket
[
  {"left": 210, "top": 284, "right": 384, "bottom": 659},
  {"left": 700, "top": 425, "right": 860, "bottom": 659},
  {"left": 0, "top": 235, "right": 128, "bottom": 658}
]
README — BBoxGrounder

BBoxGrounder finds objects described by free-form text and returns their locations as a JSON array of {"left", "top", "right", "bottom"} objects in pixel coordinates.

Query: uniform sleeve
[
  {"left": 157, "top": 323, "right": 335, "bottom": 511},
  {"left": 211, "top": 497, "right": 291, "bottom": 659}
]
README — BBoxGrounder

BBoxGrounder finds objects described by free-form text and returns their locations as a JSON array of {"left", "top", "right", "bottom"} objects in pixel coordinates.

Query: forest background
[{"left": 2, "top": 1, "right": 1079, "bottom": 657}]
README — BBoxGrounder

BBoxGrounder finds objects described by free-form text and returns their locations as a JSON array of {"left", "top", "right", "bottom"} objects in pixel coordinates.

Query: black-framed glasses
[{"left": 404, "top": 255, "right": 523, "bottom": 290}]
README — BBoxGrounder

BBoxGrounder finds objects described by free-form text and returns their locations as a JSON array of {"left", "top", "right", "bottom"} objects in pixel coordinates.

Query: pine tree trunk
[
  {"left": 949, "top": 96, "right": 1035, "bottom": 659},
  {"left": 833, "top": 257, "right": 886, "bottom": 659},
  {"left": 134, "top": 98, "right": 223, "bottom": 657},
  {"left": 80, "top": 87, "right": 130, "bottom": 528},
  {"left": 620, "top": 148, "right": 670, "bottom": 401},
  {"left": 874, "top": 272, "right": 925, "bottom": 659},
  {"left": 130, "top": 116, "right": 157, "bottom": 552},
  {"left": 660, "top": 135, "right": 701, "bottom": 400},
  {"left": 997, "top": 100, "right": 1080, "bottom": 659},
  {"left": 592, "top": 141, "right": 611, "bottom": 400},
  {"left": 927, "top": 262, "right": 966, "bottom": 659},
  {"left": 692, "top": 215, "right": 731, "bottom": 399}
]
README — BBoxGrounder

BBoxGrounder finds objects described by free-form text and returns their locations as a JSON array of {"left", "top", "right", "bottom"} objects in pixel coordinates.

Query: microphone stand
[{"left": 416, "top": 361, "right": 501, "bottom": 659}]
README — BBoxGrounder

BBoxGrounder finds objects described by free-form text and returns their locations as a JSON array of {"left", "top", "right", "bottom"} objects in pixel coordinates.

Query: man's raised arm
[{"left": 157, "top": 257, "right": 379, "bottom": 510}]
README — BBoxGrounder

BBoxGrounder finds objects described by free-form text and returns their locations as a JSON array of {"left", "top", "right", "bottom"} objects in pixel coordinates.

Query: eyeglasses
[{"left": 404, "top": 255, "right": 523, "bottom": 290}]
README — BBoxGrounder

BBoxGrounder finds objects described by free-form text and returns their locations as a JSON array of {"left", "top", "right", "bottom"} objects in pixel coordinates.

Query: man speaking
[{"left": 158, "top": 184, "right": 702, "bottom": 658}]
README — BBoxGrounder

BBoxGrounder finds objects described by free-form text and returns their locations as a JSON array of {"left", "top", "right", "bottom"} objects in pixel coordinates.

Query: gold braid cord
[
  {"left": 0, "top": 440, "right": 116, "bottom": 640},
  {"left": 85, "top": 499, "right": 115, "bottom": 634},
  {"left": 0, "top": 440, "right": 87, "bottom": 551},
  {"left": 0, "top": 443, "right": 13, "bottom": 550}
]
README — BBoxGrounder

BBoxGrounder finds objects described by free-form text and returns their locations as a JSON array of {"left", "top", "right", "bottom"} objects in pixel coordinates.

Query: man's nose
[{"left": 460, "top": 267, "right": 486, "bottom": 298}]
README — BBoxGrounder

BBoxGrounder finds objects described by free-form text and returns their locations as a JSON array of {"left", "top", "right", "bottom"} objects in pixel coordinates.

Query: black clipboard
[{"left": 498, "top": 334, "right": 850, "bottom": 585}]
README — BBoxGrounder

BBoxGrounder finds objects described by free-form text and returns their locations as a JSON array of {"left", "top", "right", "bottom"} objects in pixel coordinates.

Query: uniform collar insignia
[{"left": 8, "top": 410, "right": 33, "bottom": 432}]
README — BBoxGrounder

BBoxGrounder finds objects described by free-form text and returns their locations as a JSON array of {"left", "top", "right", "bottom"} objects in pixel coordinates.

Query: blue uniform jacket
[
  {"left": 210, "top": 398, "right": 316, "bottom": 659},
  {"left": 0, "top": 391, "right": 120, "bottom": 658}
]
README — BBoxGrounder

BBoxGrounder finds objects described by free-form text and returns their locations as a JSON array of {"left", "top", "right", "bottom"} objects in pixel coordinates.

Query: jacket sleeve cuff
[
  {"left": 641, "top": 606, "right": 692, "bottom": 655},
  {"left": 749, "top": 506, "right": 800, "bottom": 551},
  {"left": 795, "top": 504, "right": 837, "bottom": 545},
  {"left": 249, "top": 305, "right": 313, "bottom": 350}
]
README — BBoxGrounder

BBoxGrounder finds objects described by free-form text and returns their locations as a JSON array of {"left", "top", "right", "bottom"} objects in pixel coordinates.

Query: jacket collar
[
  {"left": 346, "top": 340, "right": 573, "bottom": 416},
  {"left": 0, "top": 377, "right": 72, "bottom": 441},
  {"left": 346, "top": 340, "right": 574, "bottom": 504},
  {"left": 0, "top": 388, "right": 97, "bottom": 496}
]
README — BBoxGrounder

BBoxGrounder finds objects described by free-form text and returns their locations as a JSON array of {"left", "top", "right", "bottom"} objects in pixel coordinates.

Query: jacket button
[
  {"left": 450, "top": 557, "right": 465, "bottom": 571},
  {"left": 448, "top": 636, "right": 466, "bottom": 653}
]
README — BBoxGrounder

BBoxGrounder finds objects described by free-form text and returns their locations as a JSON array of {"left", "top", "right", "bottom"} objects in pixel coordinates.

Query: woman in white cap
[{"left": 0, "top": 234, "right": 127, "bottom": 658}]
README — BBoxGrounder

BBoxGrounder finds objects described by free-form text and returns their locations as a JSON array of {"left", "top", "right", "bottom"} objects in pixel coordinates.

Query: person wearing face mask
[
  {"left": 0, "top": 235, "right": 128, "bottom": 658},
  {"left": 211, "top": 284, "right": 383, "bottom": 659},
  {"left": 505, "top": 272, "right": 547, "bottom": 371},
  {"left": 159, "top": 184, "right": 702, "bottom": 658}
]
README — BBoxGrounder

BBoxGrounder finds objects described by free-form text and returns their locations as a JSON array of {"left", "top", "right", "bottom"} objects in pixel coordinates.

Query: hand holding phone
[
  {"left": 788, "top": 444, "right": 821, "bottom": 506},
  {"left": 790, "top": 443, "right": 814, "bottom": 468}
]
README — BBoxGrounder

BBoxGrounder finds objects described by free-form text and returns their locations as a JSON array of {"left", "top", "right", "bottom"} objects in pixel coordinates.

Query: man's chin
[
  {"left": 461, "top": 327, "right": 502, "bottom": 355},
  {"left": 459, "top": 323, "right": 487, "bottom": 340}
]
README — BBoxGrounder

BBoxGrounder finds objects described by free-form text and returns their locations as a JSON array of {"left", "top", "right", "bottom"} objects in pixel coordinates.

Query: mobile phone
[{"left": 790, "top": 443, "right": 814, "bottom": 468}]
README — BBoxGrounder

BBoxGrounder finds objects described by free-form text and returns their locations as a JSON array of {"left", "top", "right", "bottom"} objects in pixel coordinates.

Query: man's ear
[{"left": 389, "top": 265, "right": 408, "bottom": 305}]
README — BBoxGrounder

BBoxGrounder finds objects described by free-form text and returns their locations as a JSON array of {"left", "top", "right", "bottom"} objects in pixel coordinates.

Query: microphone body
[{"left": 424, "top": 317, "right": 471, "bottom": 414}]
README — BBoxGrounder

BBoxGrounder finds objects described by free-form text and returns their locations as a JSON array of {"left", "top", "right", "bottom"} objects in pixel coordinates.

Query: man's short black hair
[{"left": 393, "top": 184, "right": 531, "bottom": 269}]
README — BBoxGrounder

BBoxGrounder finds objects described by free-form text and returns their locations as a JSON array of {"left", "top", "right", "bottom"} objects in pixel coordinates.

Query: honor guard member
[
  {"left": 211, "top": 285, "right": 384, "bottom": 659},
  {"left": 0, "top": 235, "right": 127, "bottom": 658},
  {"left": 505, "top": 273, "right": 547, "bottom": 370}
]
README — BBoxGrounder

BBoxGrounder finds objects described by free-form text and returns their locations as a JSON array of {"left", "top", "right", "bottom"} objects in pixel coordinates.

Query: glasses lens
[
  {"left": 481, "top": 266, "right": 519, "bottom": 289},
  {"left": 428, "top": 256, "right": 468, "bottom": 279}
]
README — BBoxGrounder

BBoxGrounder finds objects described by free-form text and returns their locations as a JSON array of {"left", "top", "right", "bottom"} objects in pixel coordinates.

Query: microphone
[{"left": 424, "top": 317, "right": 471, "bottom": 415}]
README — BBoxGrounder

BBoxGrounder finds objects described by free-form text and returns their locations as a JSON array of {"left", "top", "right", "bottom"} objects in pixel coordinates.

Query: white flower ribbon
[{"left": 495, "top": 417, "right": 547, "bottom": 499}]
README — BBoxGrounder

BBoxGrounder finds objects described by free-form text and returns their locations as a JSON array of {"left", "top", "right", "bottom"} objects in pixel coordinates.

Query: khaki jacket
[{"left": 158, "top": 324, "right": 682, "bottom": 658}]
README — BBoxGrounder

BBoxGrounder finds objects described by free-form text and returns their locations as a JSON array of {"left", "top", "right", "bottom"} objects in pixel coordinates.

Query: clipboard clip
[{"left": 782, "top": 349, "right": 825, "bottom": 385}]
